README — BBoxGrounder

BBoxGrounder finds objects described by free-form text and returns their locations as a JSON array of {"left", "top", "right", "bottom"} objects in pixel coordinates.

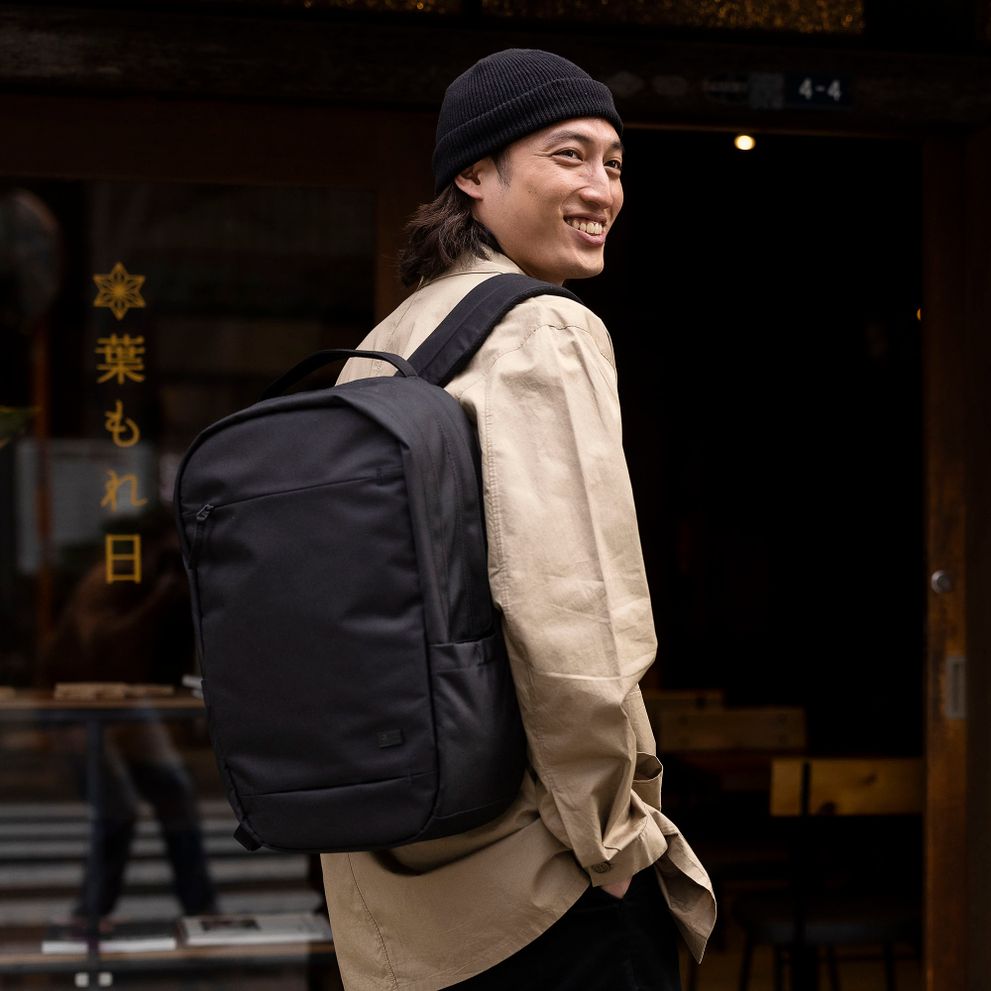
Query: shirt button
[{"left": 590, "top": 862, "right": 612, "bottom": 874}]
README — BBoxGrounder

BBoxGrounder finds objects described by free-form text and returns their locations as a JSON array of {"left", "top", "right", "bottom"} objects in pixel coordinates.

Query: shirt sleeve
[{"left": 463, "top": 319, "right": 669, "bottom": 885}]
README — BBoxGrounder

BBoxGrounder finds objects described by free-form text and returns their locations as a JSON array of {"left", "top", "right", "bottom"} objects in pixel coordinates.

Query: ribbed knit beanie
[{"left": 432, "top": 49, "right": 623, "bottom": 194}]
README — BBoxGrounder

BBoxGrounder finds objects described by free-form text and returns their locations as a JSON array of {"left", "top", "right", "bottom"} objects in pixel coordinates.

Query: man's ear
[{"left": 454, "top": 159, "right": 490, "bottom": 200}]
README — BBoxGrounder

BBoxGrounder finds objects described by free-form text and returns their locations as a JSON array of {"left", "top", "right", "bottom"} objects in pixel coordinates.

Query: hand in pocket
[{"left": 600, "top": 876, "right": 633, "bottom": 900}]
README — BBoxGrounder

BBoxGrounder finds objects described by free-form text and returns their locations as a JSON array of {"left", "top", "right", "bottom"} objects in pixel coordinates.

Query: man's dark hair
[
  {"left": 397, "top": 153, "right": 510, "bottom": 288},
  {"left": 397, "top": 186, "right": 499, "bottom": 288}
]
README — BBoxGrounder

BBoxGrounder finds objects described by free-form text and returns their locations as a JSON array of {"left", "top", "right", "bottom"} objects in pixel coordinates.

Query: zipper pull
[{"left": 188, "top": 503, "right": 215, "bottom": 567}]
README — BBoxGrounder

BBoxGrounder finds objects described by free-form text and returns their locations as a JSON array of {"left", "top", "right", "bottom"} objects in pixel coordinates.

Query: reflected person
[{"left": 42, "top": 505, "right": 218, "bottom": 924}]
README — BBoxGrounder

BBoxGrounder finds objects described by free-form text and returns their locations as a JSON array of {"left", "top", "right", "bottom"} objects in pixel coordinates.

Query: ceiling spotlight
[{"left": 734, "top": 134, "right": 756, "bottom": 151}]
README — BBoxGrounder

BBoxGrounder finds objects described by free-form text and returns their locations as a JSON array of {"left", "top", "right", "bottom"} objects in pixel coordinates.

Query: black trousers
[
  {"left": 71, "top": 752, "right": 217, "bottom": 918},
  {"left": 447, "top": 868, "right": 682, "bottom": 991}
]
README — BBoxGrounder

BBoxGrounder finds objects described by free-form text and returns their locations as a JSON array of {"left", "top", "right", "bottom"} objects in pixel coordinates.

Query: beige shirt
[{"left": 321, "top": 251, "right": 716, "bottom": 991}]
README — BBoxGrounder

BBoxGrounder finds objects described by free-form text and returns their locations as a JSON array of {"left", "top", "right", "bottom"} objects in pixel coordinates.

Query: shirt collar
[{"left": 432, "top": 249, "right": 527, "bottom": 283}]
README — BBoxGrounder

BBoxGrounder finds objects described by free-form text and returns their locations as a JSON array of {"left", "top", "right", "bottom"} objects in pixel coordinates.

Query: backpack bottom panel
[{"left": 239, "top": 768, "right": 440, "bottom": 852}]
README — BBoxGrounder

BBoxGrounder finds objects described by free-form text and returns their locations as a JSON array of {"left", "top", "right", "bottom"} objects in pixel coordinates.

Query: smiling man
[
  {"left": 322, "top": 49, "right": 716, "bottom": 991},
  {"left": 455, "top": 116, "right": 624, "bottom": 284}
]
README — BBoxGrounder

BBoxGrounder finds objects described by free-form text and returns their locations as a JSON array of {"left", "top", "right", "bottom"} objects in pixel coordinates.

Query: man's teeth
[{"left": 566, "top": 219, "right": 604, "bottom": 235}]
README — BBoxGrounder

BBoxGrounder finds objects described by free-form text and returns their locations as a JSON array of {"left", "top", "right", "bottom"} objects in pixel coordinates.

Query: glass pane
[{"left": 0, "top": 178, "right": 372, "bottom": 965}]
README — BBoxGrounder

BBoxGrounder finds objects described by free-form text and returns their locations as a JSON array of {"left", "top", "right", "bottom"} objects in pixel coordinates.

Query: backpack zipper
[{"left": 188, "top": 503, "right": 215, "bottom": 568}]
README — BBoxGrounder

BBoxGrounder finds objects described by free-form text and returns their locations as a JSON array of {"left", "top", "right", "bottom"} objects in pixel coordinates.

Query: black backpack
[{"left": 174, "top": 274, "right": 581, "bottom": 853}]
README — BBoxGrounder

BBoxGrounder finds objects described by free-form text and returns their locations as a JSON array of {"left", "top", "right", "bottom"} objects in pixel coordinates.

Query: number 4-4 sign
[
  {"left": 798, "top": 77, "right": 843, "bottom": 102},
  {"left": 787, "top": 73, "right": 852, "bottom": 108}
]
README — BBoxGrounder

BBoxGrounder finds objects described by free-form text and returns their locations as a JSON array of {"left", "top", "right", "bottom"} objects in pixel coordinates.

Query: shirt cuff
[{"left": 583, "top": 814, "right": 668, "bottom": 887}]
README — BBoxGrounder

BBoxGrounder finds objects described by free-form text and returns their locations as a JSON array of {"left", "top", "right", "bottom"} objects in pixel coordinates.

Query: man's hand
[{"left": 600, "top": 876, "right": 633, "bottom": 900}]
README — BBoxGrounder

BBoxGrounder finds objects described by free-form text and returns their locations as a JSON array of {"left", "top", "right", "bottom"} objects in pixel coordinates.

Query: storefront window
[{"left": 0, "top": 178, "right": 373, "bottom": 965}]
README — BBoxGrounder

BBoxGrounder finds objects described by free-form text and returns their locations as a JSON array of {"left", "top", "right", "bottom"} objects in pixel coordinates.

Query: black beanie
[{"left": 432, "top": 49, "right": 623, "bottom": 194}]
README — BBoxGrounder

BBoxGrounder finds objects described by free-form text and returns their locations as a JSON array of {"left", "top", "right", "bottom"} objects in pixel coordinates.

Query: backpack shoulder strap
[{"left": 408, "top": 273, "right": 583, "bottom": 387}]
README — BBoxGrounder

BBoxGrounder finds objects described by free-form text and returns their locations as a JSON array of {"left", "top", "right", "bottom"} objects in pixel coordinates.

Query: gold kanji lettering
[
  {"left": 100, "top": 471, "right": 149, "bottom": 512},
  {"left": 95, "top": 334, "right": 146, "bottom": 385},
  {"left": 103, "top": 400, "right": 141, "bottom": 448},
  {"left": 105, "top": 534, "right": 142, "bottom": 584}
]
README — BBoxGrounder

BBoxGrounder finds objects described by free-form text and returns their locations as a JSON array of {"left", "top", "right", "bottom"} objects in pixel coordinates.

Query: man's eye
[
  {"left": 606, "top": 159, "right": 623, "bottom": 172},
  {"left": 555, "top": 149, "right": 581, "bottom": 160}
]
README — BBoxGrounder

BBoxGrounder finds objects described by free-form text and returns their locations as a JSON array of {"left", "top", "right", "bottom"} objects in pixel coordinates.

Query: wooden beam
[
  {"left": 2, "top": 6, "right": 991, "bottom": 130},
  {"left": 0, "top": 95, "right": 434, "bottom": 187}
]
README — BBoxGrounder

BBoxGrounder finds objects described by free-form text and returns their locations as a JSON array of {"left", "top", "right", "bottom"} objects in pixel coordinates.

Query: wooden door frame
[
  {"left": 921, "top": 134, "right": 968, "bottom": 991},
  {"left": 960, "top": 126, "right": 991, "bottom": 991},
  {"left": 921, "top": 126, "right": 991, "bottom": 991}
]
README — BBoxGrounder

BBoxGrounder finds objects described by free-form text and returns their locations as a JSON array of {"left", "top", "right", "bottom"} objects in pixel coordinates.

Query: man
[{"left": 322, "top": 49, "right": 716, "bottom": 991}]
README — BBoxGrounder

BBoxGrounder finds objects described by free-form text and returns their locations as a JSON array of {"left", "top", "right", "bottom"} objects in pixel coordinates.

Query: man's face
[{"left": 457, "top": 117, "right": 624, "bottom": 285}]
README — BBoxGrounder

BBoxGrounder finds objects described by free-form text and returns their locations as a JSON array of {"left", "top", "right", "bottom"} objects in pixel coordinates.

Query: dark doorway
[
  {"left": 583, "top": 129, "right": 925, "bottom": 759},
  {"left": 580, "top": 128, "right": 926, "bottom": 986}
]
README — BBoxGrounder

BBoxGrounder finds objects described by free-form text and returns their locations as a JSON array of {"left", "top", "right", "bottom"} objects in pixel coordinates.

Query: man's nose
[{"left": 580, "top": 164, "right": 616, "bottom": 207}]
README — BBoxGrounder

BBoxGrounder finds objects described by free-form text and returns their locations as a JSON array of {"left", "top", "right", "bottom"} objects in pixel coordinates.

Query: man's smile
[{"left": 564, "top": 217, "right": 606, "bottom": 236}]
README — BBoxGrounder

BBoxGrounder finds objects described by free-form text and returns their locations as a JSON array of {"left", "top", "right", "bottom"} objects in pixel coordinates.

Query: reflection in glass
[{"left": 1, "top": 177, "right": 373, "bottom": 942}]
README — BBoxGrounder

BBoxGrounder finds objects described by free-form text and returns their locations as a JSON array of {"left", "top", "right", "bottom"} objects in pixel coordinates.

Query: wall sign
[
  {"left": 784, "top": 72, "right": 853, "bottom": 108},
  {"left": 92, "top": 261, "right": 148, "bottom": 584},
  {"left": 702, "top": 71, "right": 854, "bottom": 110}
]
